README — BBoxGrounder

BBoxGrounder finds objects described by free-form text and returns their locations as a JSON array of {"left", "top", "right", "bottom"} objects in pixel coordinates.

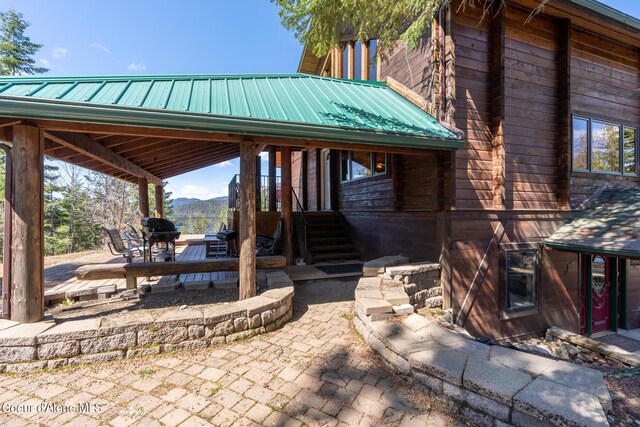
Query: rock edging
[
  {"left": 353, "top": 274, "right": 610, "bottom": 427},
  {"left": 0, "top": 273, "right": 294, "bottom": 373}
]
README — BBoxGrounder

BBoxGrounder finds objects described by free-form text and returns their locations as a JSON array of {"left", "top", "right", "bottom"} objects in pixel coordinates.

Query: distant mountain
[
  {"left": 168, "top": 196, "right": 229, "bottom": 233},
  {"left": 170, "top": 197, "right": 203, "bottom": 207}
]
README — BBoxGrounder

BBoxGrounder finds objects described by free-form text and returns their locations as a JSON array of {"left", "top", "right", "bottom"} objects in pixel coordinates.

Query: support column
[
  {"left": 281, "top": 146, "right": 294, "bottom": 265},
  {"left": 239, "top": 140, "right": 257, "bottom": 299},
  {"left": 256, "top": 154, "right": 262, "bottom": 211},
  {"left": 268, "top": 147, "right": 277, "bottom": 212},
  {"left": 301, "top": 150, "right": 308, "bottom": 210},
  {"left": 1, "top": 144, "right": 12, "bottom": 320},
  {"left": 347, "top": 41, "right": 355, "bottom": 79},
  {"left": 11, "top": 125, "right": 44, "bottom": 323},
  {"left": 155, "top": 184, "right": 164, "bottom": 218},
  {"left": 138, "top": 177, "right": 149, "bottom": 217},
  {"left": 361, "top": 41, "right": 370, "bottom": 81}
]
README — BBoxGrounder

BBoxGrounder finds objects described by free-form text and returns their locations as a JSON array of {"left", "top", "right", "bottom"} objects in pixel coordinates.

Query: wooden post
[
  {"left": 268, "top": 146, "right": 277, "bottom": 212},
  {"left": 281, "top": 146, "right": 294, "bottom": 265},
  {"left": 361, "top": 40, "right": 370, "bottom": 80},
  {"left": 256, "top": 154, "right": 262, "bottom": 211},
  {"left": 155, "top": 184, "right": 164, "bottom": 218},
  {"left": 10, "top": 125, "right": 44, "bottom": 323},
  {"left": 138, "top": 177, "right": 150, "bottom": 217},
  {"left": 1, "top": 143, "right": 12, "bottom": 320},
  {"left": 239, "top": 140, "right": 257, "bottom": 299},
  {"left": 301, "top": 150, "right": 308, "bottom": 210},
  {"left": 347, "top": 41, "right": 355, "bottom": 79},
  {"left": 333, "top": 44, "right": 344, "bottom": 78}
]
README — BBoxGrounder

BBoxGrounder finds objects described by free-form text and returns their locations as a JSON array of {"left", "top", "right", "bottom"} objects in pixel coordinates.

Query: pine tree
[{"left": 0, "top": 9, "right": 48, "bottom": 76}]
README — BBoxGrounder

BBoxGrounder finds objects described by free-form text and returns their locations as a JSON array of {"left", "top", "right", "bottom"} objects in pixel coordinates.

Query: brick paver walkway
[{"left": 0, "top": 280, "right": 454, "bottom": 426}]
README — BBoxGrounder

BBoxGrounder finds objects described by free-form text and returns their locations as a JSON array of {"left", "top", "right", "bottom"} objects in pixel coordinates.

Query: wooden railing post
[
  {"left": 281, "top": 146, "right": 294, "bottom": 265},
  {"left": 155, "top": 184, "right": 164, "bottom": 218},
  {"left": 239, "top": 140, "right": 257, "bottom": 299},
  {"left": 10, "top": 125, "right": 44, "bottom": 323},
  {"left": 138, "top": 177, "right": 150, "bottom": 217}
]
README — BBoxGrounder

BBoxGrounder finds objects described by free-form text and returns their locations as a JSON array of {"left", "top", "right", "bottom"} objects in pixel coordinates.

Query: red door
[{"left": 591, "top": 256, "right": 610, "bottom": 334}]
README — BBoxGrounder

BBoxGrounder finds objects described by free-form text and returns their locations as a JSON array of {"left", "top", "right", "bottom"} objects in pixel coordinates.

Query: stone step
[{"left": 363, "top": 256, "right": 410, "bottom": 277}]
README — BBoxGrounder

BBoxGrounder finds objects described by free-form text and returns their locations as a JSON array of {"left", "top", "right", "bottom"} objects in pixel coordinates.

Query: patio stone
[
  {"left": 392, "top": 304, "right": 414, "bottom": 315},
  {"left": 235, "top": 296, "right": 280, "bottom": 317},
  {"left": 0, "top": 319, "right": 19, "bottom": 331},
  {"left": 513, "top": 378, "right": 607, "bottom": 427},
  {"left": 463, "top": 356, "right": 533, "bottom": 405},
  {"left": 36, "top": 318, "right": 100, "bottom": 344},
  {"left": 383, "top": 289, "right": 410, "bottom": 305},
  {"left": 489, "top": 345, "right": 556, "bottom": 376},
  {"left": 37, "top": 340, "right": 80, "bottom": 359},
  {"left": 385, "top": 262, "right": 440, "bottom": 277},
  {"left": 401, "top": 314, "right": 432, "bottom": 332},
  {"left": 261, "top": 286, "right": 294, "bottom": 301},
  {"left": 540, "top": 360, "right": 611, "bottom": 412},
  {"left": 97, "top": 284, "right": 117, "bottom": 295},
  {"left": 151, "top": 281, "right": 181, "bottom": 292},
  {"left": 355, "top": 289, "right": 384, "bottom": 299},
  {"left": 363, "top": 256, "right": 410, "bottom": 277},
  {"left": 203, "top": 303, "right": 245, "bottom": 325},
  {"left": 4, "top": 360, "right": 47, "bottom": 373},
  {"left": 183, "top": 280, "right": 211, "bottom": 290},
  {"left": 409, "top": 345, "right": 469, "bottom": 386},
  {"left": 357, "top": 298, "right": 392, "bottom": 315},
  {"left": 68, "top": 350, "right": 125, "bottom": 366},
  {"left": 80, "top": 332, "right": 137, "bottom": 354},
  {"left": 155, "top": 308, "right": 204, "bottom": 327},
  {"left": 357, "top": 276, "right": 382, "bottom": 289},
  {"left": 0, "top": 322, "right": 55, "bottom": 346},
  {"left": 213, "top": 277, "right": 238, "bottom": 289},
  {"left": 65, "top": 287, "right": 98, "bottom": 300},
  {"left": 0, "top": 346, "right": 37, "bottom": 363}
]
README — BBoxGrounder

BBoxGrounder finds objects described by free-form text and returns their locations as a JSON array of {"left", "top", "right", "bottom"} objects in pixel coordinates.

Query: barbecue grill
[{"left": 141, "top": 217, "right": 181, "bottom": 262}]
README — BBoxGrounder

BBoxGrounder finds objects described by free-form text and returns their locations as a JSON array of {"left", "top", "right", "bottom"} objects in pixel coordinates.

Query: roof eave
[
  {"left": 545, "top": 241, "right": 640, "bottom": 260},
  {"left": 0, "top": 96, "right": 463, "bottom": 151}
]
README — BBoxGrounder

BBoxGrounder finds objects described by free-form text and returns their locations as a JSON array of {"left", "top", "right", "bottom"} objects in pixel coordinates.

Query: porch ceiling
[{"left": 545, "top": 188, "right": 640, "bottom": 259}]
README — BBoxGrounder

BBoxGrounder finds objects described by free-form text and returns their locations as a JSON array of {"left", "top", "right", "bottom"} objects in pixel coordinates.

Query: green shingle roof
[
  {"left": 0, "top": 73, "right": 461, "bottom": 150},
  {"left": 545, "top": 188, "right": 640, "bottom": 259}
]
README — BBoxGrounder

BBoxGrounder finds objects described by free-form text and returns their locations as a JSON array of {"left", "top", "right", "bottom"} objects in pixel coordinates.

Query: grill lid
[{"left": 141, "top": 217, "right": 177, "bottom": 232}]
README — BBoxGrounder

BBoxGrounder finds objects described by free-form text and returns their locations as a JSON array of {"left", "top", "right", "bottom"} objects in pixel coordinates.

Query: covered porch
[{"left": 0, "top": 73, "right": 461, "bottom": 323}]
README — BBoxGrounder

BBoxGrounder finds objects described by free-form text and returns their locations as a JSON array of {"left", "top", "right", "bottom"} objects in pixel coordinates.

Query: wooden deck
[{"left": 44, "top": 238, "right": 237, "bottom": 302}]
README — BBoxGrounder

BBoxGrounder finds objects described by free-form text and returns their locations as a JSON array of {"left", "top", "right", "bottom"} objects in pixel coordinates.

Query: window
[
  {"left": 340, "top": 151, "right": 387, "bottom": 182},
  {"left": 572, "top": 116, "right": 638, "bottom": 175},
  {"left": 502, "top": 245, "right": 539, "bottom": 318}
]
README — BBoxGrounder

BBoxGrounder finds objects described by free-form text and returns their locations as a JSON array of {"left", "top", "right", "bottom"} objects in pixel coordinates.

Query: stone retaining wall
[
  {"left": 0, "top": 279, "right": 294, "bottom": 373},
  {"left": 354, "top": 273, "right": 610, "bottom": 427}
]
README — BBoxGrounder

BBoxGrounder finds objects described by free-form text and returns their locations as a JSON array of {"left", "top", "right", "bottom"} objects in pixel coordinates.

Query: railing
[
  {"left": 166, "top": 216, "right": 225, "bottom": 235},
  {"left": 291, "top": 188, "right": 308, "bottom": 261},
  {"left": 228, "top": 174, "right": 301, "bottom": 213}
]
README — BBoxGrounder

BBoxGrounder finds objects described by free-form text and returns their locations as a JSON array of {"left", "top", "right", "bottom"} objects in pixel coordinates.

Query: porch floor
[
  {"left": 40, "top": 234, "right": 363, "bottom": 304},
  {"left": 597, "top": 330, "right": 640, "bottom": 356}
]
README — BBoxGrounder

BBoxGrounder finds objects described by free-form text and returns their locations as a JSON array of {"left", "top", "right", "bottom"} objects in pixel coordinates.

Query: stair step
[
  {"left": 307, "top": 222, "right": 342, "bottom": 229},
  {"left": 307, "top": 237, "right": 352, "bottom": 245},
  {"left": 307, "top": 229, "right": 348, "bottom": 238},
  {"left": 313, "top": 252, "right": 361, "bottom": 262},
  {"left": 310, "top": 244, "right": 356, "bottom": 253}
]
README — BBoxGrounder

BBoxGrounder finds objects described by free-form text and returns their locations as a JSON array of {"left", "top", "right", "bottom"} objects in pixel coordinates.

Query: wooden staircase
[{"left": 304, "top": 212, "right": 360, "bottom": 264}]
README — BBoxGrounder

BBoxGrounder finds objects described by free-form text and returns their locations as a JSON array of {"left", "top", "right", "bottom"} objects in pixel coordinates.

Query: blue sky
[{"left": 2, "top": 0, "right": 638, "bottom": 200}]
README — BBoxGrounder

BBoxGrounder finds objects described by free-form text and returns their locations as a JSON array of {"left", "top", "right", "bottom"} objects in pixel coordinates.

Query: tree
[
  {"left": 272, "top": 0, "right": 549, "bottom": 57},
  {"left": 0, "top": 9, "right": 48, "bottom": 76}
]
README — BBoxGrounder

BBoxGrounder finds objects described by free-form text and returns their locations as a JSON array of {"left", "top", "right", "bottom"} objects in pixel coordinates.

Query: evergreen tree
[
  {"left": 272, "top": 0, "right": 550, "bottom": 56},
  {"left": 0, "top": 9, "right": 48, "bottom": 75}
]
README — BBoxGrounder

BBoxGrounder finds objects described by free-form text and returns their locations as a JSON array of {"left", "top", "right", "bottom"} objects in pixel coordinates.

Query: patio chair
[
  {"left": 103, "top": 226, "right": 143, "bottom": 263},
  {"left": 256, "top": 219, "right": 282, "bottom": 256}
]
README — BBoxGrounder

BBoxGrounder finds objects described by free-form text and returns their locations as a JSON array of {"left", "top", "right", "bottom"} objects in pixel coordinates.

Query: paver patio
[{"left": 0, "top": 280, "right": 454, "bottom": 426}]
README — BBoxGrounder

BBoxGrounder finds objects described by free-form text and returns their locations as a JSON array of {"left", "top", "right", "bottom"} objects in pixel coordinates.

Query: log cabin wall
[{"left": 569, "top": 28, "right": 640, "bottom": 208}]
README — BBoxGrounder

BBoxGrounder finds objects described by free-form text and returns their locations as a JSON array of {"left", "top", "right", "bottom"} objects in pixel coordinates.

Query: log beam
[
  {"left": 281, "top": 146, "right": 294, "bottom": 265},
  {"left": 155, "top": 184, "right": 164, "bottom": 218},
  {"left": 490, "top": 9, "right": 506, "bottom": 210},
  {"left": 138, "top": 178, "right": 150, "bottom": 217},
  {"left": 239, "top": 140, "right": 257, "bottom": 299},
  {"left": 361, "top": 41, "right": 370, "bottom": 81},
  {"left": 268, "top": 146, "right": 277, "bottom": 212},
  {"left": 45, "top": 131, "right": 161, "bottom": 185},
  {"left": 347, "top": 41, "right": 355, "bottom": 79},
  {"left": 10, "top": 125, "right": 44, "bottom": 323}
]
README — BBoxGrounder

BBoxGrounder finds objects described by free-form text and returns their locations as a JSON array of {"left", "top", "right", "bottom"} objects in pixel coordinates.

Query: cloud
[
  {"left": 38, "top": 58, "right": 50, "bottom": 67},
  {"left": 168, "top": 184, "right": 225, "bottom": 200},
  {"left": 259, "top": 152, "right": 269, "bottom": 160},
  {"left": 127, "top": 62, "right": 146, "bottom": 72},
  {"left": 90, "top": 43, "right": 111, "bottom": 55},
  {"left": 214, "top": 161, "right": 233, "bottom": 168},
  {"left": 52, "top": 47, "right": 68, "bottom": 59}
]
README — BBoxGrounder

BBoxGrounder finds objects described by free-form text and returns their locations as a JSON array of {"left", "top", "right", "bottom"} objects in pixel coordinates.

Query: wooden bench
[{"left": 75, "top": 256, "right": 287, "bottom": 289}]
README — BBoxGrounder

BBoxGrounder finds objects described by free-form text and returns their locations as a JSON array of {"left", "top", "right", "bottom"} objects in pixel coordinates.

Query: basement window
[
  {"left": 501, "top": 245, "right": 540, "bottom": 319},
  {"left": 572, "top": 116, "right": 638, "bottom": 175},
  {"left": 340, "top": 151, "right": 387, "bottom": 182}
]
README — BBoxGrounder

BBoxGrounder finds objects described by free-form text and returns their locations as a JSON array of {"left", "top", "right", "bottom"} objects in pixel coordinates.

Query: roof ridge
[{"left": 0, "top": 72, "right": 388, "bottom": 88}]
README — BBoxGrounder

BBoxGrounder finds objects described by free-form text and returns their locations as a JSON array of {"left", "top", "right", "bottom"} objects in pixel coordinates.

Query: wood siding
[
  {"left": 628, "top": 261, "right": 640, "bottom": 330},
  {"left": 569, "top": 28, "right": 640, "bottom": 208}
]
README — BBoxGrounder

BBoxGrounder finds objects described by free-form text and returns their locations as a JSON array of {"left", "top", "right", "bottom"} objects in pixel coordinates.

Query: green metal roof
[
  {"left": 0, "top": 73, "right": 461, "bottom": 150},
  {"left": 545, "top": 188, "right": 640, "bottom": 259}
]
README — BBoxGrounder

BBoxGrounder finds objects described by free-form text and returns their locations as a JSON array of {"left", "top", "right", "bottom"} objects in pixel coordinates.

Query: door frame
[{"left": 320, "top": 149, "right": 331, "bottom": 210}]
